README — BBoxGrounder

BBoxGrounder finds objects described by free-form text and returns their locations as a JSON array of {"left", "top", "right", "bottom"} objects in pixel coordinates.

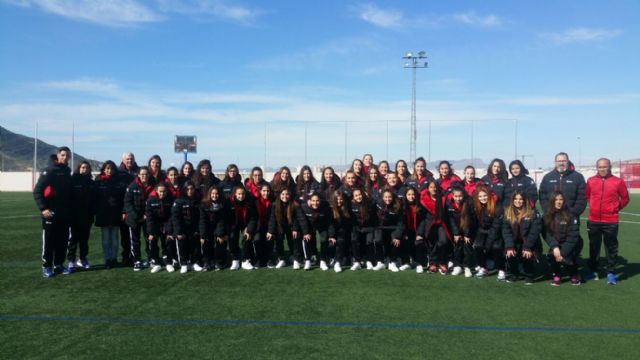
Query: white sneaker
[
  {"left": 476, "top": 268, "right": 488, "bottom": 278},
  {"left": 275, "top": 260, "right": 286, "bottom": 269},
  {"left": 388, "top": 262, "right": 399, "bottom": 272},
  {"left": 304, "top": 260, "right": 312, "bottom": 270},
  {"left": 448, "top": 261, "right": 454, "bottom": 269},
  {"left": 366, "top": 261, "right": 374, "bottom": 270},
  {"left": 464, "top": 267, "right": 473, "bottom": 278},
  {"left": 350, "top": 262, "right": 361, "bottom": 271},
  {"left": 373, "top": 262, "right": 385, "bottom": 271},
  {"left": 416, "top": 265, "right": 424, "bottom": 274},
  {"left": 180, "top": 265, "right": 188, "bottom": 274},
  {"left": 192, "top": 263, "right": 203, "bottom": 272},
  {"left": 150, "top": 265, "right": 162, "bottom": 273},
  {"left": 230, "top": 260, "right": 240, "bottom": 271},
  {"left": 451, "top": 266, "right": 462, "bottom": 276},
  {"left": 475, "top": 265, "right": 481, "bottom": 272},
  {"left": 497, "top": 270, "right": 506, "bottom": 281},
  {"left": 334, "top": 262, "right": 342, "bottom": 273},
  {"left": 292, "top": 260, "right": 301, "bottom": 270},
  {"left": 241, "top": 260, "right": 254, "bottom": 270},
  {"left": 320, "top": 261, "right": 329, "bottom": 271},
  {"left": 399, "top": 264, "right": 411, "bottom": 271},
  {"left": 166, "top": 264, "right": 175, "bottom": 273}
]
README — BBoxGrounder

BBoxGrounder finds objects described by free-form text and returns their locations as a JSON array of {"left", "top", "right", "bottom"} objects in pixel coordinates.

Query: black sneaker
[{"left": 133, "top": 261, "right": 143, "bottom": 272}]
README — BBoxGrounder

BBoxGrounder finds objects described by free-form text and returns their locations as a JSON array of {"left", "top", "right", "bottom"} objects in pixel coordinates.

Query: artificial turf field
[{"left": 0, "top": 192, "right": 638, "bottom": 359}]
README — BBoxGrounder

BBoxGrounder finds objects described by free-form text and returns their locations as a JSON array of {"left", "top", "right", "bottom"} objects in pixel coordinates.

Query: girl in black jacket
[
  {"left": 472, "top": 185, "right": 504, "bottom": 279},
  {"left": 67, "top": 161, "right": 94, "bottom": 271},
  {"left": 300, "top": 193, "right": 333, "bottom": 271},
  {"left": 124, "top": 166, "right": 153, "bottom": 271},
  {"left": 147, "top": 154, "right": 166, "bottom": 187},
  {"left": 418, "top": 180, "right": 452, "bottom": 275},
  {"left": 329, "top": 190, "right": 351, "bottom": 273},
  {"left": 253, "top": 184, "right": 273, "bottom": 268},
  {"left": 543, "top": 191, "right": 581, "bottom": 286},
  {"left": 350, "top": 188, "right": 376, "bottom": 271},
  {"left": 319, "top": 167, "right": 342, "bottom": 202},
  {"left": 165, "top": 167, "right": 181, "bottom": 200},
  {"left": 145, "top": 183, "right": 174, "bottom": 273},
  {"left": 94, "top": 161, "right": 124, "bottom": 268},
  {"left": 267, "top": 188, "right": 305, "bottom": 269},
  {"left": 178, "top": 161, "right": 194, "bottom": 188},
  {"left": 172, "top": 181, "right": 200, "bottom": 274},
  {"left": 482, "top": 158, "right": 509, "bottom": 205},
  {"left": 218, "top": 164, "right": 243, "bottom": 201},
  {"left": 194, "top": 159, "right": 220, "bottom": 199},
  {"left": 271, "top": 166, "right": 296, "bottom": 199},
  {"left": 504, "top": 160, "right": 538, "bottom": 208},
  {"left": 403, "top": 187, "right": 426, "bottom": 273},
  {"left": 199, "top": 186, "right": 227, "bottom": 271},
  {"left": 502, "top": 190, "right": 542, "bottom": 284},
  {"left": 228, "top": 186, "right": 258, "bottom": 271},
  {"left": 295, "top": 165, "right": 320, "bottom": 204},
  {"left": 447, "top": 187, "right": 475, "bottom": 277},
  {"left": 375, "top": 189, "right": 405, "bottom": 272}
]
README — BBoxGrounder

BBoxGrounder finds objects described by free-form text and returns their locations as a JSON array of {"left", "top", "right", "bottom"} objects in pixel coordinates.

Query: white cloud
[
  {"left": 453, "top": 11, "right": 502, "bottom": 28},
  {"left": 40, "top": 78, "right": 120, "bottom": 94},
  {"left": 542, "top": 27, "right": 622, "bottom": 44},
  {"left": 155, "top": 0, "right": 262, "bottom": 24},
  {"left": 500, "top": 95, "right": 637, "bottom": 106},
  {"left": 12, "top": 0, "right": 162, "bottom": 27},
  {"left": 355, "top": 3, "right": 403, "bottom": 28}
]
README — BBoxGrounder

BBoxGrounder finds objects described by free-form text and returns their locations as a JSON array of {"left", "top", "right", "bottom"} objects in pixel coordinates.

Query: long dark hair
[
  {"left": 487, "top": 158, "right": 508, "bottom": 182},
  {"left": 381, "top": 189, "right": 402, "bottom": 213},
  {"left": 223, "top": 163, "right": 242, "bottom": 182},
  {"left": 195, "top": 159, "right": 213, "bottom": 185},
  {"left": 274, "top": 188, "right": 297, "bottom": 232},
  {"left": 295, "top": 165, "right": 317, "bottom": 193},
  {"left": 425, "top": 179, "right": 444, "bottom": 221},
  {"left": 330, "top": 190, "right": 351, "bottom": 220},
  {"left": 74, "top": 161, "right": 92, "bottom": 176},
  {"left": 508, "top": 159, "right": 529, "bottom": 176},
  {"left": 543, "top": 191, "right": 572, "bottom": 239}
]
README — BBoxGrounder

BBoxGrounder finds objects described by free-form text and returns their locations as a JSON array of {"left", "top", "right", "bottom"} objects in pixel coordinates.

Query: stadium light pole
[{"left": 403, "top": 50, "right": 428, "bottom": 164}]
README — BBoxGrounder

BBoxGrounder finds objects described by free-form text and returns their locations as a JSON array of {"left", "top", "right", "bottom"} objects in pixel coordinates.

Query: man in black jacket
[
  {"left": 33, "top": 146, "right": 73, "bottom": 277},
  {"left": 539, "top": 153, "right": 586, "bottom": 216}
]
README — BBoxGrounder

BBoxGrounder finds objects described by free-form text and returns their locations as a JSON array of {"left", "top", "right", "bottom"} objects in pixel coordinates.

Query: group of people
[{"left": 34, "top": 147, "right": 630, "bottom": 286}]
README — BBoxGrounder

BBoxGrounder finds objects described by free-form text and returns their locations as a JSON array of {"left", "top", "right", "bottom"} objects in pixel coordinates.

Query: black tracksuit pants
[
  {"left": 474, "top": 232, "right": 505, "bottom": 271},
  {"left": 506, "top": 244, "right": 535, "bottom": 280},
  {"left": 273, "top": 229, "right": 295, "bottom": 261},
  {"left": 367, "top": 229, "right": 385, "bottom": 263},
  {"left": 41, "top": 216, "right": 69, "bottom": 268},
  {"left": 175, "top": 233, "right": 197, "bottom": 266},
  {"left": 68, "top": 220, "right": 92, "bottom": 262},
  {"left": 378, "top": 229, "right": 403, "bottom": 263},
  {"left": 587, "top": 221, "right": 619, "bottom": 274},
  {"left": 453, "top": 238, "right": 474, "bottom": 268},
  {"left": 120, "top": 222, "right": 131, "bottom": 263},
  {"left": 351, "top": 229, "right": 371, "bottom": 263},
  {"left": 426, "top": 226, "right": 450, "bottom": 266},
  {"left": 128, "top": 223, "right": 149, "bottom": 263},
  {"left": 148, "top": 233, "right": 166, "bottom": 264},
  {"left": 252, "top": 231, "right": 271, "bottom": 266},
  {"left": 228, "top": 228, "right": 244, "bottom": 261}
]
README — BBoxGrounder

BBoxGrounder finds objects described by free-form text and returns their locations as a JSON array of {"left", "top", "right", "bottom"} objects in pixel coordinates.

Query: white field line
[{"left": 620, "top": 211, "right": 640, "bottom": 217}]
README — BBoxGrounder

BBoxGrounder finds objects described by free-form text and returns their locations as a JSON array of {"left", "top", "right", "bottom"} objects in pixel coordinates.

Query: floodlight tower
[{"left": 403, "top": 50, "right": 428, "bottom": 164}]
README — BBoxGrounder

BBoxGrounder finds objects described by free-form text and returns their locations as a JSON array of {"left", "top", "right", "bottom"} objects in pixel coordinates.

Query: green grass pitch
[{"left": 1, "top": 192, "right": 639, "bottom": 359}]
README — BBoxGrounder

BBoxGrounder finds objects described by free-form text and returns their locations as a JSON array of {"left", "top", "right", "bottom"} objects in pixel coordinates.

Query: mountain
[{"left": 0, "top": 126, "right": 102, "bottom": 172}]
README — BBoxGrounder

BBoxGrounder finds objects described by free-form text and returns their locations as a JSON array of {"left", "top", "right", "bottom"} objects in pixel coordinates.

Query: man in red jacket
[{"left": 585, "top": 158, "right": 630, "bottom": 284}]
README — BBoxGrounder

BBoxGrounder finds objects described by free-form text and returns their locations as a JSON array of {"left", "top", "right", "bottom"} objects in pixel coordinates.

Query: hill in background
[{"left": 0, "top": 126, "right": 102, "bottom": 172}]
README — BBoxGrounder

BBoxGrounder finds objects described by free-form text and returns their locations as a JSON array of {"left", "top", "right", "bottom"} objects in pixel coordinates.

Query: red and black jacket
[
  {"left": 145, "top": 195, "right": 173, "bottom": 235},
  {"left": 446, "top": 198, "right": 474, "bottom": 238},
  {"left": 300, "top": 202, "right": 333, "bottom": 236},
  {"left": 228, "top": 197, "right": 258, "bottom": 234},
  {"left": 404, "top": 172, "right": 434, "bottom": 195},
  {"left": 438, "top": 173, "right": 462, "bottom": 194},
  {"left": 123, "top": 177, "right": 153, "bottom": 227},
  {"left": 255, "top": 196, "right": 272, "bottom": 232},
  {"left": 296, "top": 179, "right": 321, "bottom": 204},
  {"left": 33, "top": 161, "right": 72, "bottom": 220},
  {"left": 375, "top": 203, "right": 405, "bottom": 240},
  {"left": 463, "top": 178, "right": 484, "bottom": 197},
  {"left": 404, "top": 202, "right": 426, "bottom": 236},
  {"left": 418, "top": 195, "right": 452, "bottom": 240},
  {"left": 172, "top": 195, "right": 200, "bottom": 236},
  {"left": 244, "top": 178, "right": 268, "bottom": 201}
]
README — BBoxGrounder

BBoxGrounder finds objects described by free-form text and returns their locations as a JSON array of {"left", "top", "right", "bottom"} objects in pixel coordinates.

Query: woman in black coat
[
  {"left": 67, "top": 161, "right": 94, "bottom": 271},
  {"left": 94, "top": 161, "right": 125, "bottom": 268}
]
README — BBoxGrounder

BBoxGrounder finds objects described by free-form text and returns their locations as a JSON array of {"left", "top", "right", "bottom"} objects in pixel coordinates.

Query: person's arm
[
  {"left": 246, "top": 204, "right": 258, "bottom": 235},
  {"left": 618, "top": 178, "right": 630, "bottom": 211},
  {"left": 526, "top": 177, "right": 539, "bottom": 207},
  {"left": 392, "top": 210, "right": 405, "bottom": 240},
  {"left": 199, "top": 206, "right": 208, "bottom": 239},
  {"left": 171, "top": 200, "right": 183, "bottom": 236},
  {"left": 33, "top": 168, "right": 51, "bottom": 216},
  {"left": 538, "top": 176, "right": 550, "bottom": 214},
  {"left": 215, "top": 210, "right": 226, "bottom": 238},
  {"left": 560, "top": 216, "right": 580, "bottom": 258},
  {"left": 570, "top": 174, "right": 587, "bottom": 216},
  {"left": 502, "top": 218, "right": 515, "bottom": 250},
  {"left": 524, "top": 212, "right": 542, "bottom": 251}
]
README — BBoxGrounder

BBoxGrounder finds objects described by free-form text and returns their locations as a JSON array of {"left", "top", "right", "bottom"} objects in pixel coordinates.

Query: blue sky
[{"left": 0, "top": 0, "right": 638, "bottom": 170}]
